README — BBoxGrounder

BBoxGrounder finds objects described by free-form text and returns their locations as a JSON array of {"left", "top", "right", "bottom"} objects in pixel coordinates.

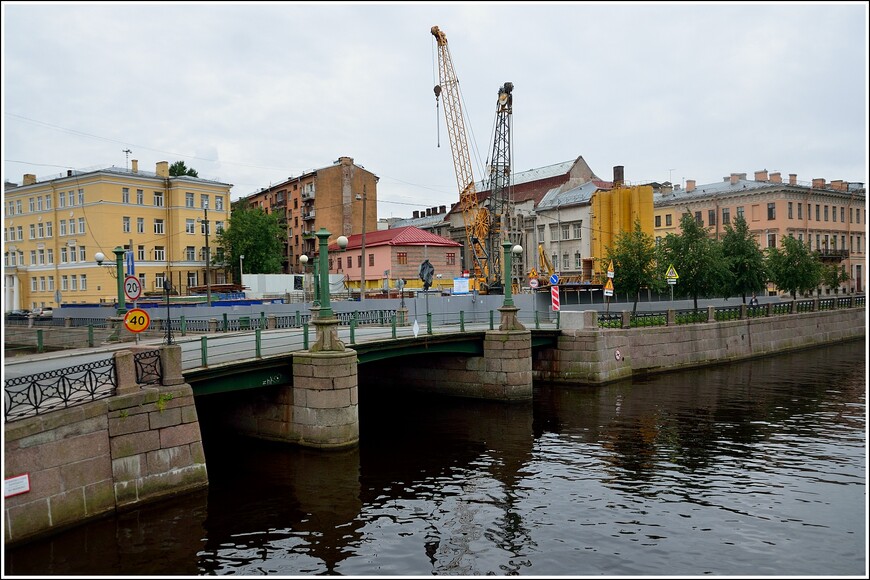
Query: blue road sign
[{"left": 549, "top": 274, "right": 559, "bottom": 285}]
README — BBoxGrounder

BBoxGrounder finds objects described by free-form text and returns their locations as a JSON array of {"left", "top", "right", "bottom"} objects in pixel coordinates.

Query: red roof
[{"left": 328, "top": 226, "right": 461, "bottom": 251}]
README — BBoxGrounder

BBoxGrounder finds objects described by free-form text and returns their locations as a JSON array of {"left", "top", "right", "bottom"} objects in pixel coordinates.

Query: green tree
[
  {"left": 215, "top": 204, "right": 285, "bottom": 279},
  {"left": 169, "top": 160, "right": 199, "bottom": 177},
  {"left": 765, "top": 235, "right": 823, "bottom": 299},
  {"left": 605, "top": 218, "right": 664, "bottom": 315},
  {"left": 659, "top": 212, "right": 729, "bottom": 311},
  {"left": 721, "top": 213, "right": 767, "bottom": 303},
  {"left": 821, "top": 263, "right": 850, "bottom": 294}
]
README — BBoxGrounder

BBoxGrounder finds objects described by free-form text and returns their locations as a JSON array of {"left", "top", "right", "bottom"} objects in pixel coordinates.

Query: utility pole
[
  {"left": 199, "top": 206, "right": 212, "bottom": 306},
  {"left": 122, "top": 149, "right": 132, "bottom": 171},
  {"left": 356, "top": 185, "right": 367, "bottom": 302}
]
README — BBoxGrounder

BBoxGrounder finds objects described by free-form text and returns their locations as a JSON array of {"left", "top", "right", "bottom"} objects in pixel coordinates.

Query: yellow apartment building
[
  {"left": 653, "top": 170, "right": 866, "bottom": 294},
  {"left": 3, "top": 160, "right": 232, "bottom": 311},
  {"left": 240, "top": 156, "right": 379, "bottom": 274}
]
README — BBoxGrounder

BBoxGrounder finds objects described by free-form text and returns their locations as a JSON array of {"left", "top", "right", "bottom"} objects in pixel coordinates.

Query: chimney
[
  {"left": 439, "top": 205, "right": 446, "bottom": 214},
  {"left": 413, "top": 211, "right": 419, "bottom": 218},
  {"left": 770, "top": 172, "right": 782, "bottom": 183},
  {"left": 613, "top": 165, "right": 624, "bottom": 187},
  {"left": 338, "top": 156, "right": 353, "bottom": 166},
  {"left": 426, "top": 208, "right": 431, "bottom": 216},
  {"left": 812, "top": 178, "right": 826, "bottom": 189},
  {"left": 754, "top": 169, "right": 768, "bottom": 182},
  {"left": 831, "top": 179, "right": 843, "bottom": 191},
  {"left": 789, "top": 173, "right": 797, "bottom": 185},
  {"left": 67, "top": 170, "right": 73, "bottom": 177},
  {"left": 23, "top": 174, "right": 36, "bottom": 185},
  {"left": 132, "top": 159, "right": 139, "bottom": 173},
  {"left": 730, "top": 173, "right": 740, "bottom": 185},
  {"left": 686, "top": 179, "right": 696, "bottom": 192},
  {"left": 156, "top": 161, "right": 169, "bottom": 177}
]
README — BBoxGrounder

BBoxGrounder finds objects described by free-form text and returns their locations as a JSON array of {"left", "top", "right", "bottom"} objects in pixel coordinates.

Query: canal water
[{"left": 4, "top": 340, "right": 866, "bottom": 576}]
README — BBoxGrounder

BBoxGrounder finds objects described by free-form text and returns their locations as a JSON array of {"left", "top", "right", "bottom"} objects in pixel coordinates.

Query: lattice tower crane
[
  {"left": 431, "top": 25, "right": 491, "bottom": 292},
  {"left": 484, "top": 81, "right": 514, "bottom": 293}
]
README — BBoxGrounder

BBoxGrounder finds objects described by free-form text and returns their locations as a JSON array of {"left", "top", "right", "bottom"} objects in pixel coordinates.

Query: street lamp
[
  {"left": 300, "top": 254, "right": 314, "bottom": 304},
  {"left": 499, "top": 242, "right": 525, "bottom": 330},
  {"left": 355, "top": 188, "right": 367, "bottom": 302},
  {"left": 336, "top": 235, "right": 348, "bottom": 296},
  {"left": 95, "top": 247, "right": 126, "bottom": 315},
  {"left": 239, "top": 254, "right": 244, "bottom": 281}
]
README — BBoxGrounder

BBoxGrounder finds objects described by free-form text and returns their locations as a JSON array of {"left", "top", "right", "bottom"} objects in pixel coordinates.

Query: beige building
[
  {"left": 654, "top": 170, "right": 866, "bottom": 293},
  {"left": 241, "top": 156, "right": 378, "bottom": 274},
  {"left": 3, "top": 160, "right": 232, "bottom": 311}
]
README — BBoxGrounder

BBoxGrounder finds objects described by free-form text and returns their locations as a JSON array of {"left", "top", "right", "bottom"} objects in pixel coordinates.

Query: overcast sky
[{"left": 3, "top": 1, "right": 868, "bottom": 221}]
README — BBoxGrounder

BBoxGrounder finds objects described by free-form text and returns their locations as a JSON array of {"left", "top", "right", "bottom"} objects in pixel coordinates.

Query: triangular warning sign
[
  {"left": 666, "top": 264, "right": 679, "bottom": 279},
  {"left": 604, "top": 278, "right": 614, "bottom": 291}
]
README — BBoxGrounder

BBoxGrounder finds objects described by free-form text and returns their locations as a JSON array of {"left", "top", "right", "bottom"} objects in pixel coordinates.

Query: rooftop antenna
[{"left": 122, "top": 149, "right": 132, "bottom": 170}]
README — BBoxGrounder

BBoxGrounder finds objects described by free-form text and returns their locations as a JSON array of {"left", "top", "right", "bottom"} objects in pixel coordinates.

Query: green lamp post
[{"left": 498, "top": 241, "right": 525, "bottom": 330}]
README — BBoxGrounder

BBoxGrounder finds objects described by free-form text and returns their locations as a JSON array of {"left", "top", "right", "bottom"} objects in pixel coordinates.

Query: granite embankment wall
[
  {"left": 3, "top": 346, "right": 208, "bottom": 548},
  {"left": 536, "top": 307, "right": 866, "bottom": 384}
]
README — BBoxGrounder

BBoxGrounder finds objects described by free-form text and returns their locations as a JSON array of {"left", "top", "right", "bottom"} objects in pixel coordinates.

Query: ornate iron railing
[
  {"left": 4, "top": 358, "right": 117, "bottom": 422},
  {"left": 134, "top": 349, "right": 162, "bottom": 385}
]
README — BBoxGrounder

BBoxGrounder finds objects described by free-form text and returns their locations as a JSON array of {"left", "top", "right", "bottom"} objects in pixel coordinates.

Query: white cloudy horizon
[{"left": 3, "top": 1, "right": 867, "bottom": 220}]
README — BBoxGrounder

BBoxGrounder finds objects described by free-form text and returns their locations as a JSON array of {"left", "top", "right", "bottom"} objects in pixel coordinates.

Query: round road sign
[
  {"left": 529, "top": 278, "right": 539, "bottom": 289},
  {"left": 123, "top": 308, "right": 150, "bottom": 333},
  {"left": 124, "top": 276, "right": 142, "bottom": 301}
]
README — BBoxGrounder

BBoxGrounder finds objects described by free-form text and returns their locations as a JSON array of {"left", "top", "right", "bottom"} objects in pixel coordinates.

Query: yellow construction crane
[{"left": 431, "top": 25, "right": 491, "bottom": 293}]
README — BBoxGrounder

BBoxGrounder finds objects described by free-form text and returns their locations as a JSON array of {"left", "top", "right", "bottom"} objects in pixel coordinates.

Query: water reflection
[{"left": 4, "top": 340, "right": 865, "bottom": 576}]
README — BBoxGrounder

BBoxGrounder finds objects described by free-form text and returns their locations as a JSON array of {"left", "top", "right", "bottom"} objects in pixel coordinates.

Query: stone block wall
[
  {"left": 4, "top": 352, "right": 208, "bottom": 547},
  {"left": 535, "top": 307, "right": 866, "bottom": 384}
]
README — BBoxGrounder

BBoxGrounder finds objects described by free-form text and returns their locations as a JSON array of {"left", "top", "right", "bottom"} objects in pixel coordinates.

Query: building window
[
  {"left": 736, "top": 206, "right": 744, "bottom": 219},
  {"left": 79, "top": 275, "right": 86, "bottom": 290},
  {"left": 58, "top": 193, "right": 65, "bottom": 208},
  {"left": 368, "top": 254, "right": 374, "bottom": 267},
  {"left": 397, "top": 252, "right": 408, "bottom": 265},
  {"left": 767, "top": 233, "right": 776, "bottom": 248},
  {"left": 655, "top": 215, "right": 661, "bottom": 228},
  {"left": 47, "top": 249, "right": 53, "bottom": 264},
  {"left": 38, "top": 249, "right": 45, "bottom": 265},
  {"left": 60, "top": 247, "right": 68, "bottom": 263},
  {"left": 708, "top": 209, "right": 716, "bottom": 226},
  {"left": 537, "top": 225, "right": 545, "bottom": 242},
  {"left": 798, "top": 203, "right": 803, "bottom": 220},
  {"left": 29, "top": 198, "right": 35, "bottom": 212},
  {"left": 123, "top": 187, "right": 130, "bottom": 203},
  {"left": 155, "top": 273, "right": 166, "bottom": 290},
  {"left": 215, "top": 196, "right": 224, "bottom": 210},
  {"left": 16, "top": 200, "right": 22, "bottom": 213},
  {"left": 788, "top": 202, "right": 793, "bottom": 219},
  {"left": 137, "top": 217, "right": 144, "bottom": 233},
  {"left": 17, "top": 226, "right": 22, "bottom": 240},
  {"left": 767, "top": 203, "right": 776, "bottom": 220},
  {"left": 45, "top": 222, "right": 52, "bottom": 237},
  {"left": 347, "top": 256, "right": 352, "bottom": 269},
  {"left": 840, "top": 207, "right": 845, "bottom": 222},
  {"left": 137, "top": 189, "right": 144, "bottom": 204},
  {"left": 186, "top": 192, "right": 194, "bottom": 208},
  {"left": 186, "top": 246, "right": 196, "bottom": 260},
  {"left": 78, "top": 217, "right": 85, "bottom": 233},
  {"left": 824, "top": 205, "right": 829, "bottom": 221},
  {"left": 36, "top": 197, "right": 43, "bottom": 211},
  {"left": 832, "top": 205, "right": 837, "bottom": 222},
  {"left": 446, "top": 253, "right": 456, "bottom": 266},
  {"left": 815, "top": 204, "right": 820, "bottom": 221},
  {"left": 562, "top": 225, "right": 570, "bottom": 240},
  {"left": 30, "top": 251, "right": 36, "bottom": 265},
  {"left": 665, "top": 214, "right": 672, "bottom": 227},
  {"left": 138, "top": 246, "right": 145, "bottom": 261},
  {"left": 37, "top": 223, "right": 44, "bottom": 238},
  {"left": 153, "top": 191, "right": 164, "bottom": 207},
  {"left": 573, "top": 222, "right": 582, "bottom": 239},
  {"left": 154, "top": 246, "right": 165, "bottom": 261},
  {"left": 29, "top": 224, "right": 35, "bottom": 239},
  {"left": 123, "top": 217, "right": 131, "bottom": 233},
  {"left": 79, "top": 246, "right": 86, "bottom": 262},
  {"left": 549, "top": 224, "right": 559, "bottom": 241},
  {"left": 59, "top": 220, "right": 67, "bottom": 236},
  {"left": 574, "top": 252, "right": 581, "bottom": 269},
  {"left": 357, "top": 255, "right": 362, "bottom": 268},
  {"left": 722, "top": 207, "right": 730, "bottom": 225},
  {"left": 201, "top": 194, "right": 209, "bottom": 209},
  {"left": 78, "top": 189, "right": 84, "bottom": 205},
  {"left": 69, "top": 276, "right": 77, "bottom": 291},
  {"left": 552, "top": 254, "right": 559, "bottom": 270},
  {"left": 31, "top": 277, "right": 36, "bottom": 291},
  {"left": 61, "top": 276, "right": 68, "bottom": 291},
  {"left": 154, "top": 219, "right": 164, "bottom": 234},
  {"left": 695, "top": 211, "right": 703, "bottom": 225},
  {"left": 186, "top": 219, "right": 196, "bottom": 234}
]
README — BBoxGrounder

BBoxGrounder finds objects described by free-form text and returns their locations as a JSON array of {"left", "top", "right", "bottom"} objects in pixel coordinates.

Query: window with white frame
[
  {"left": 136, "top": 189, "right": 144, "bottom": 204},
  {"left": 61, "top": 276, "right": 69, "bottom": 291},
  {"left": 138, "top": 246, "right": 145, "bottom": 261},
  {"left": 60, "top": 220, "right": 67, "bottom": 236},
  {"left": 16, "top": 200, "right": 22, "bottom": 213},
  {"left": 67, "top": 191, "right": 75, "bottom": 206},
  {"left": 17, "top": 226, "right": 22, "bottom": 240},
  {"left": 38, "top": 249, "right": 45, "bottom": 265},
  {"left": 58, "top": 192, "right": 65, "bottom": 208},
  {"left": 70, "top": 276, "right": 77, "bottom": 291},
  {"left": 39, "top": 277, "right": 46, "bottom": 291},
  {"left": 46, "top": 221, "right": 52, "bottom": 237},
  {"left": 201, "top": 194, "right": 209, "bottom": 209},
  {"left": 29, "top": 224, "right": 35, "bottom": 239},
  {"left": 215, "top": 196, "right": 224, "bottom": 210},
  {"left": 79, "top": 246, "right": 86, "bottom": 262},
  {"left": 186, "top": 219, "right": 195, "bottom": 234},
  {"left": 48, "top": 276, "right": 55, "bottom": 291},
  {"left": 79, "top": 275, "right": 87, "bottom": 290},
  {"left": 154, "top": 219, "right": 164, "bottom": 234},
  {"left": 137, "top": 217, "right": 144, "bottom": 233},
  {"left": 31, "top": 277, "right": 37, "bottom": 291},
  {"left": 37, "top": 223, "right": 44, "bottom": 238},
  {"left": 29, "top": 198, "right": 35, "bottom": 212},
  {"left": 154, "top": 191, "right": 164, "bottom": 207},
  {"left": 155, "top": 272, "right": 166, "bottom": 289},
  {"left": 185, "top": 246, "right": 196, "bottom": 260},
  {"left": 123, "top": 187, "right": 130, "bottom": 203},
  {"left": 573, "top": 223, "right": 582, "bottom": 239},
  {"left": 154, "top": 246, "right": 165, "bottom": 261},
  {"left": 123, "top": 217, "right": 131, "bottom": 233},
  {"left": 78, "top": 189, "right": 84, "bottom": 205},
  {"left": 77, "top": 217, "right": 85, "bottom": 234},
  {"left": 47, "top": 249, "right": 53, "bottom": 264},
  {"left": 37, "top": 197, "right": 43, "bottom": 211},
  {"left": 61, "top": 247, "right": 68, "bottom": 263},
  {"left": 45, "top": 195, "right": 52, "bottom": 210},
  {"left": 186, "top": 192, "right": 194, "bottom": 207}
]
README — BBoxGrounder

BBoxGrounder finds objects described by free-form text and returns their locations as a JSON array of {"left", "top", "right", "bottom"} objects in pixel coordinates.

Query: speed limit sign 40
[
  {"left": 124, "top": 308, "right": 150, "bottom": 333},
  {"left": 124, "top": 276, "right": 142, "bottom": 301}
]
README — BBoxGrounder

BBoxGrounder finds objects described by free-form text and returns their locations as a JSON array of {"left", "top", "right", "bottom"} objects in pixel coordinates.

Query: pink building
[
  {"left": 654, "top": 171, "right": 866, "bottom": 294},
  {"left": 328, "top": 226, "right": 462, "bottom": 294}
]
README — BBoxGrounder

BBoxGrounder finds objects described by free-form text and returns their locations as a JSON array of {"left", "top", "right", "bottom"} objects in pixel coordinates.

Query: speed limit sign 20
[{"left": 124, "top": 276, "right": 142, "bottom": 301}]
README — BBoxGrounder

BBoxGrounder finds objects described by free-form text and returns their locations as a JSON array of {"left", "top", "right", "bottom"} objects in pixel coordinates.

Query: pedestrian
[{"left": 749, "top": 293, "right": 759, "bottom": 306}]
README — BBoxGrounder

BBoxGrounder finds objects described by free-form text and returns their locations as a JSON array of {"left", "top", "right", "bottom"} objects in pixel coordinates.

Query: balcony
[
  {"left": 815, "top": 249, "right": 849, "bottom": 261},
  {"left": 301, "top": 189, "right": 315, "bottom": 201},
  {"left": 302, "top": 210, "right": 316, "bottom": 221}
]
